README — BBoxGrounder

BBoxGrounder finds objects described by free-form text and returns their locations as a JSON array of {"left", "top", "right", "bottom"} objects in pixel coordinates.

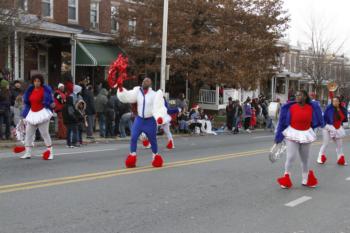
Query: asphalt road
[{"left": 0, "top": 130, "right": 350, "bottom": 233}]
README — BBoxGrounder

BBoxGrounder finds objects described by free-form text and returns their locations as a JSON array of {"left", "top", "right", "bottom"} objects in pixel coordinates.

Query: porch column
[
  {"left": 7, "top": 36, "right": 12, "bottom": 73},
  {"left": 70, "top": 37, "right": 77, "bottom": 83},
  {"left": 285, "top": 78, "right": 289, "bottom": 100},
  {"left": 271, "top": 76, "right": 275, "bottom": 101},
  {"left": 14, "top": 31, "right": 19, "bottom": 80},
  {"left": 20, "top": 34, "right": 24, "bottom": 80},
  {"left": 215, "top": 85, "right": 220, "bottom": 106}
]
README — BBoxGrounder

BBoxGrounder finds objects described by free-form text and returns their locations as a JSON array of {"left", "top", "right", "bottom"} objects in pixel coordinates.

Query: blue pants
[{"left": 131, "top": 116, "right": 158, "bottom": 154}]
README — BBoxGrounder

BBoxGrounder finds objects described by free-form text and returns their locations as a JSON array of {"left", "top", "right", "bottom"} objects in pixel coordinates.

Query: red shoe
[
  {"left": 13, "top": 146, "right": 25, "bottom": 154},
  {"left": 166, "top": 140, "right": 174, "bottom": 149},
  {"left": 317, "top": 154, "right": 327, "bottom": 164},
  {"left": 277, "top": 173, "right": 292, "bottom": 189},
  {"left": 337, "top": 155, "right": 347, "bottom": 166},
  {"left": 125, "top": 154, "right": 137, "bottom": 168},
  {"left": 152, "top": 154, "right": 163, "bottom": 168},
  {"left": 304, "top": 170, "right": 318, "bottom": 188}
]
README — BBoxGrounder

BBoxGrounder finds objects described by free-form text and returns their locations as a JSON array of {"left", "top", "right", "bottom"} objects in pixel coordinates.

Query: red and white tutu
[
  {"left": 25, "top": 108, "right": 53, "bottom": 125},
  {"left": 283, "top": 126, "right": 316, "bottom": 143},
  {"left": 324, "top": 124, "right": 346, "bottom": 139}
]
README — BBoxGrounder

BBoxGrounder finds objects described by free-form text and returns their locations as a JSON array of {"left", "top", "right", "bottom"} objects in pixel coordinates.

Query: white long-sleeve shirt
[{"left": 117, "top": 86, "right": 167, "bottom": 120}]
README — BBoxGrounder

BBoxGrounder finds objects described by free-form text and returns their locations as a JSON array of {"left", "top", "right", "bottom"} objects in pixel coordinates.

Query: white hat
[
  {"left": 58, "top": 83, "right": 64, "bottom": 89},
  {"left": 73, "top": 85, "right": 82, "bottom": 94}
]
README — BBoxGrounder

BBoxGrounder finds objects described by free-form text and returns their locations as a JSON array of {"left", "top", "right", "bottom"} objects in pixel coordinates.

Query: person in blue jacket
[
  {"left": 318, "top": 96, "right": 348, "bottom": 165},
  {"left": 275, "top": 90, "right": 323, "bottom": 189}
]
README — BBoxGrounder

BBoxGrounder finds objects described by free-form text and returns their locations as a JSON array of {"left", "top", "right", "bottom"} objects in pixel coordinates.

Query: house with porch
[{"left": 1, "top": 0, "right": 125, "bottom": 88}]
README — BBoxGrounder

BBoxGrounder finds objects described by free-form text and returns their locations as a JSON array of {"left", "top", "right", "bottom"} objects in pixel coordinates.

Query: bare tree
[{"left": 300, "top": 18, "right": 347, "bottom": 97}]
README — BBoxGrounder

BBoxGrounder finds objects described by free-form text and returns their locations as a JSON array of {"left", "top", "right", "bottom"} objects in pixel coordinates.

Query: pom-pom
[
  {"left": 157, "top": 117, "right": 163, "bottom": 125},
  {"left": 142, "top": 139, "right": 150, "bottom": 147}
]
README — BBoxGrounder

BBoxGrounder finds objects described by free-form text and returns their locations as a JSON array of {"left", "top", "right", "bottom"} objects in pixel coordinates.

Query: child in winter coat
[{"left": 75, "top": 99, "right": 87, "bottom": 145}]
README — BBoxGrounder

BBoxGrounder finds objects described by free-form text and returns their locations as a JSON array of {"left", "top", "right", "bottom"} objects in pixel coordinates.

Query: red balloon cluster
[{"left": 108, "top": 54, "right": 130, "bottom": 89}]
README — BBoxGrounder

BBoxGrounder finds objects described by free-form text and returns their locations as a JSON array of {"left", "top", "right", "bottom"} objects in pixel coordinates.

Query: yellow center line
[{"left": 0, "top": 149, "right": 268, "bottom": 194}]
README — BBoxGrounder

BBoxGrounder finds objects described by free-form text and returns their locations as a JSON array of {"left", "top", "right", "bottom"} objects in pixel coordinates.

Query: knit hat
[{"left": 58, "top": 83, "right": 64, "bottom": 89}]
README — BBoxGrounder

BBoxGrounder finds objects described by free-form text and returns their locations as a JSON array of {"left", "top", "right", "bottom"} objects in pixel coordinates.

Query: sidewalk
[{"left": 0, "top": 133, "right": 131, "bottom": 149}]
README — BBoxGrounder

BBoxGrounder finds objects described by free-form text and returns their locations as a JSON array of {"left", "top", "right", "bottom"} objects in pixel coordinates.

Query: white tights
[
  {"left": 319, "top": 129, "right": 343, "bottom": 157},
  {"left": 285, "top": 139, "right": 311, "bottom": 175}
]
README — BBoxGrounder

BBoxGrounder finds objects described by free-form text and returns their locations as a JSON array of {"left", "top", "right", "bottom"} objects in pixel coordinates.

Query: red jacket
[{"left": 54, "top": 89, "right": 66, "bottom": 112}]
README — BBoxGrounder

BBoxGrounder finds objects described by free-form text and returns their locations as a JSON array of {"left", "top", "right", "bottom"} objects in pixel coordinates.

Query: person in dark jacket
[
  {"left": 226, "top": 97, "right": 234, "bottom": 131},
  {"left": 233, "top": 100, "right": 243, "bottom": 134},
  {"left": 105, "top": 94, "right": 115, "bottom": 137},
  {"left": 95, "top": 87, "right": 108, "bottom": 137},
  {"left": 81, "top": 84, "right": 96, "bottom": 139},
  {"left": 0, "top": 84, "right": 11, "bottom": 140},
  {"left": 63, "top": 94, "right": 79, "bottom": 148},
  {"left": 75, "top": 99, "right": 87, "bottom": 145}
]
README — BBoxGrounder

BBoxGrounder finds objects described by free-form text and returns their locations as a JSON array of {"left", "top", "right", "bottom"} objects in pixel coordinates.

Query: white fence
[{"left": 198, "top": 89, "right": 216, "bottom": 104}]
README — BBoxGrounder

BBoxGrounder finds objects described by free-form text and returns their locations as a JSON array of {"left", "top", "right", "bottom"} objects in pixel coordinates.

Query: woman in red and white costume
[
  {"left": 318, "top": 96, "right": 348, "bottom": 165},
  {"left": 18, "top": 73, "right": 55, "bottom": 160},
  {"left": 275, "top": 90, "right": 323, "bottom": 189}
]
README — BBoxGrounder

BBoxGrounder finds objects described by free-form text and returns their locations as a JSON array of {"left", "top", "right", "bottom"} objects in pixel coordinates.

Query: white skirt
[
  {"left": 283, "top": 126, "right": 316, "bottom": 144},
  {"left": 25, "top": 108, "right": 53, "bottom": 125},
  {"left": 325, "top": 124, "right": 346, "bottom": 139}
]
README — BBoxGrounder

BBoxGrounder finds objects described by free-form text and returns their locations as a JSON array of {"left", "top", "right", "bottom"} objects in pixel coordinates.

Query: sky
[{"left": 283, "top": 0, "right": 350, "bottom": 55}]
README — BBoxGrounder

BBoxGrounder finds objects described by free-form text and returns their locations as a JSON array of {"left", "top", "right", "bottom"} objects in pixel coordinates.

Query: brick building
[{"left": 0, "top": 0, "right": 130, "bottom": 88}]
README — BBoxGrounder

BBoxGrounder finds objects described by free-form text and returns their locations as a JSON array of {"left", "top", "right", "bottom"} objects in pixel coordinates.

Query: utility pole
[{"left": 160, "top": 0, "right": 169, "bottom": 92}]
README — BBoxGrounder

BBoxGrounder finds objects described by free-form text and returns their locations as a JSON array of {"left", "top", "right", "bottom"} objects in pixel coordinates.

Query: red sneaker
[
  {"left": 317, "top": 154, "right": 327, "bottom": 164},
  {"left": 152, "top": 154, "right": 163, "bottom": 168},
  {"left": 125, "top": 154, "right": 137, "bottom": 168},
  {"left": 337, "top": 155, "right": 347, "bottom": 166},
  {"left": 304, "top": 170, "right": 318, "bottom": 188},
  {"left": 166, "top": 140, "right": 174, "bottom": 149},
  {"left": 277, "top": 173, "right": 292, "bottom": 189}
]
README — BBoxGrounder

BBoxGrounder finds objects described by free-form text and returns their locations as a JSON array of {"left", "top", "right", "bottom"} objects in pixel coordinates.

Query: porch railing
[{"left": 198, "top": 89, "right": 216, "bottom": 104}]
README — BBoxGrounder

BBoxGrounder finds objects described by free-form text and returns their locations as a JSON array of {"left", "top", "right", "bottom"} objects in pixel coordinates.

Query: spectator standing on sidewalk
[
  {"left": 81, "top": 84, "right": 96, "bottom": 139},
  {"left": 11, "top": 80, "right": 23, "bottom": 106},
  {"left": 0, "top": 80, "right": 11, "bottom": 140},
  {"left": 243, "top": 97, "right": 252, "bottom": 133},
  {"left": 13, "top": 91, "right": 24, "bottom": 126},
  {"left": 95, "top": 83, "right": 108, "bottom": 138},
  {"left": 176, "top": 93, "right": 188, "bottom": 111},
  {"left": 63, "top": 90, "right": 79, "bottom": 148},
  {"left": 54, "top": 83, "right": 66, "bottom": 139},
  {"left": 233, "top": 100, "right": 243, "bottom": 134},
  {"left": 105, "top": 93, "right": 116, "bottom": 138},
  {"left": 226, "top": 97, "right": 234, "bottom": 131},
  {"left": 75, "top": 99, "right": 87, "bottom": 146}
]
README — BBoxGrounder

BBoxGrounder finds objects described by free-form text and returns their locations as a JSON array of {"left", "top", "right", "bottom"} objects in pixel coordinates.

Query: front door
[{"left": 38, "top": 51, "right": 48, "bottom": 83}]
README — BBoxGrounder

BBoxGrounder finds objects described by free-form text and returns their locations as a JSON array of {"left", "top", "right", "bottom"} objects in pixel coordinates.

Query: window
[
  {"left": 68, "top": 0, "right": 78, "bottom": 22},
  {"left": 41, "top": 0, "right": 53, "bottom": 18},
  {"left": 18, "top": 0, "right": 28, "bottom": 11},
  {"left": 111, "top": 5, "right": 119, "bottom": 32},
  {"left": 90, "top": 2, "right": 99, "bottom": 29},
  {"left": 128, "top": 18, "right": 136, "bottom": 34}
]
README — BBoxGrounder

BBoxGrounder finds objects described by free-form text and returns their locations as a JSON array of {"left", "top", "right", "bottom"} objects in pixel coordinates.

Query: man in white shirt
[{"left": 117, "top": 78, "right": 167, "bottom": 168}]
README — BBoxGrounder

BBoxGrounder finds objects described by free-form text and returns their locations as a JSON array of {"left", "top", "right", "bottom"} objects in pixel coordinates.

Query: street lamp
[{"left": 160, "top": 0, "right": 169, "bottom": 92}]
